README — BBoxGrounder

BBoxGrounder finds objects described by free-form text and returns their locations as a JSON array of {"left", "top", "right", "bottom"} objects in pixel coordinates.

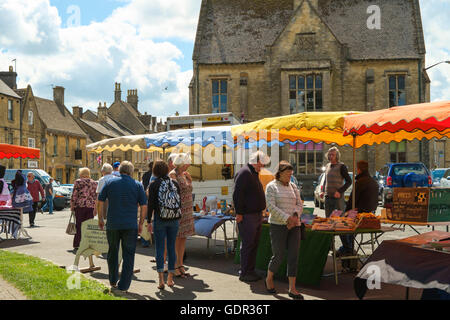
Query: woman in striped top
[{"left": 265, "top": 161, "right": 304, "bottom": 300}]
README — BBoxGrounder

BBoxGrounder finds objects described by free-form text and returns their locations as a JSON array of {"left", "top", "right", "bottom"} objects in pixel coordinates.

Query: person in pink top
[
  {"left": 26, "top": 172, "right": 45, "bottom": 227},
  {"left": 71, "top": 167, "right": 98, "bottom": 252}
]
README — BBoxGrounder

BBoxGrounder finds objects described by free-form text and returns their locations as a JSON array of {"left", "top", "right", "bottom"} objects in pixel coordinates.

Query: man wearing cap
[
  {"left": 233, "top": 151, "right": 269, "bottom": 282},
  {"left": 112, "top": 162, "right": 121, "bottom": 177}
]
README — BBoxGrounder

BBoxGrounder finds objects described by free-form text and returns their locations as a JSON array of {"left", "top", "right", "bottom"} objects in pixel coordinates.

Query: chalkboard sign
[{"left": 390, "top": 188, "right": 430, "bottom": 223}]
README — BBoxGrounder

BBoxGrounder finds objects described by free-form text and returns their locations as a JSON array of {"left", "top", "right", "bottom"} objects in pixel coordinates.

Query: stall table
[
  {"left": 0, "top": 207, "right": 31, "bottom": 241},
  {"left": 381, "top": 219, "right": 450, "bottom": 234},
  {"left": 234, "top": 225, "right": 394, "bottom": 286},
  {"left": 193, "top": 214, "right": 235, "bottom": 257},
  {"left": 354, "top": 231, "right": 450, "bottom": 300}
]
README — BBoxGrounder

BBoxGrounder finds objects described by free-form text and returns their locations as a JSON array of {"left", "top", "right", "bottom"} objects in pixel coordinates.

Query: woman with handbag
[
  {"left": 71, "top": 168, "right": 98, "bottom": 252},
  {"left": 265, "top": 161, "right": 304, "bottom": 300},
  {"left": 169, "top": 153, "right": 194, "bottom": 278},
  {"left": 147, "top": 160, "right": 181, "bottom": 290}
]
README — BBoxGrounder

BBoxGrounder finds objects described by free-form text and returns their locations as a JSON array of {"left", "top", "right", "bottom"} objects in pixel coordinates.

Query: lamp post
[
  {"left": 425, "top": 60, "right": 450, "bottom": 71},
  {"left": 424, "top": 60, "right": 450, "bottom": 168}
]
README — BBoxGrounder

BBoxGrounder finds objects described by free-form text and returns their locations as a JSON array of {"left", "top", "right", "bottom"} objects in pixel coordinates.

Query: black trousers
[{"left": 29, "top": 202, "right": 38, "bottom": 225}]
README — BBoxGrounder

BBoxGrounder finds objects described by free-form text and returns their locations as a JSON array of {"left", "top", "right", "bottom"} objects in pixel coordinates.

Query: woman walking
[
  {"left": 147, "top": 160, "right": 180, "bottom": 289},
  {"left": 12, "top": 170, "right": 34, "bottom": 216},
  {"left": 169, "top": 153, "right": 194, "bottom": 278},
  {"left": 265, "top": 161, "right": 304, "bottom": 300},
  {"left": 71, "top": 168, "right": 98, "bottom": 252},
  {"left": 26, "top": 172, "right": 45, "bottom": 227}
]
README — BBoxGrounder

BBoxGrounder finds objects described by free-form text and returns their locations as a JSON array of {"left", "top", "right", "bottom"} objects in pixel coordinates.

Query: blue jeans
[
  {"left": 41, "top": 195, "right": 53, "bottom": 214},
  {"left": 153, "top": 216, "right": 179, "bottom": 273},
  {"left": 106, "top": 229, "right": 138, "bottom": 291}
]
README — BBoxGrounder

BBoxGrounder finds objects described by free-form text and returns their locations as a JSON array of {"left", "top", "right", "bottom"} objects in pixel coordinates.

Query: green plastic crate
[{"left": 428, "top": 188, "right": 450, "bottom": 222}]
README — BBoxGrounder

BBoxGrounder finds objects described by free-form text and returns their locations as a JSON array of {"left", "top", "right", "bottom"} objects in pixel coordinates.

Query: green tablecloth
[{"left": 234, "top": 224, "right": 333, "bottom": 286}]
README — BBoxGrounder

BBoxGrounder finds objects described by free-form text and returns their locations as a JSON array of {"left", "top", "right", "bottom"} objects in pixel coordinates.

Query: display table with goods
[
  {"left": 234, "top": 210, "right": 394, "bottom": 286},
  {"left": 193, "top": 206, "right": 236, "bottom": 257},
  {"left": 0, "top": 207, "right": 31, "bottom": 241},
  {"left": 382, "top": 187, "right": 450, "bottom": 234},
  {"left": 354, "top": 231, "right": 450, "bottom": 300}
]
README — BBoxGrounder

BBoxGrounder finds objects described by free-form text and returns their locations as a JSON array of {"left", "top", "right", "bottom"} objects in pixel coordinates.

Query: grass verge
[{"left": 0, "top": 250, "right": 125, "bottom": 300}]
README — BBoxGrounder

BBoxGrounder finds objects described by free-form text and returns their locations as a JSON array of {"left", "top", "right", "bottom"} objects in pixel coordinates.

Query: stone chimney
[
  {"left": 114, "top": 82, "right": 122, "bottom": 102},
  {"left": 98, "top": 102, "right": 108, "bottom": 122},
  {"left": 53, "top": 86, "right": 65, "bottom": 115},
  {"left": 294, "top": 0, "right": 317, "bottom": 10},
  {"left": 0, "top": 66, "right": 18, "bottom": 90},
  {"left": 72, "top": 106, "right": 83, "bottom": 119},
  {"left": 127, "top": 89, "right": 138, "bottom": 110}
]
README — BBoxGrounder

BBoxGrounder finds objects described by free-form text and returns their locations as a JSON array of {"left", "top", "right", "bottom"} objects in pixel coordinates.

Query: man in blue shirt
[{"left": 98, "top": 161, "right": 147, "bottom": 293}]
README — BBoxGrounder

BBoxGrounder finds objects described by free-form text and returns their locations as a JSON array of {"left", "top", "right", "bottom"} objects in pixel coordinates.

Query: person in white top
[
  {"left": 96, "top": 163, "right": 117, "bottom": 220},
  {"left": 265, "top": 161, "right": 304, "bottom": 300}
]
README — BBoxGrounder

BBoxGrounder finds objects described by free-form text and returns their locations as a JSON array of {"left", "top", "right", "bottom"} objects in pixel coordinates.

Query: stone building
[
  {"left": 77, "top": 83, "right": 167, "bottom": 180},
  {"left": 1, "top": 67, "right": 88, "bottom": 182},
  {"left": 0, "top": 71, "right": 22, "bottom": 169},
  {"left": 190, "top": 0, "right": 440, "bottom": 193}
]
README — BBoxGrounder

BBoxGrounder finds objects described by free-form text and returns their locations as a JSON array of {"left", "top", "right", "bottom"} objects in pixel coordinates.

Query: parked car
[
  {"left": 378, "top": 163, "right": 432, "bottom": 208},
  {"left": 60, "top": 184, "right": 74, "bottom": 198},
  {"left": 313, "top": 172, "right": 353, "bottom": 209},
  {"left": 431, "top": 168, "right": 449, "bottom": 187},
  {"left": 440, "top": 168, "right": 450, "bottom": 188},
  {"left": 3, "top": 169, "right": 70, "bottom": 211},
  {"left": 314, "top": 173, "right": 325, "bottom": 209}
]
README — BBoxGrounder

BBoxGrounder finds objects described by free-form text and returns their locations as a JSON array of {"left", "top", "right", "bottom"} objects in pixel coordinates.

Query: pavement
[
  {"left": 0, "top": 276, "right": 27, "bottom": 300},
  {"left": 0, "top": 201, "right": 443, "bottom": 300}
]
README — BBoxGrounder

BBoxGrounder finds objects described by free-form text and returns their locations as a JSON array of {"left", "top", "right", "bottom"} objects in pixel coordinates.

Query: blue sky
[{"left": 0, "top": 0, "right": 449, "bottom": 119}]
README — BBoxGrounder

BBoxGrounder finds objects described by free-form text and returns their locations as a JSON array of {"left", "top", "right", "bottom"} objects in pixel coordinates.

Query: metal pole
[{"left": 352, "top": 134, "right": 356, "bottom": 210}]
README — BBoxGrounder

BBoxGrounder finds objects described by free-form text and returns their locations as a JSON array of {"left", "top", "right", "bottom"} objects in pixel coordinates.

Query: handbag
[{"left": 66, "top": 211, "right": 77, "bottom": 235}]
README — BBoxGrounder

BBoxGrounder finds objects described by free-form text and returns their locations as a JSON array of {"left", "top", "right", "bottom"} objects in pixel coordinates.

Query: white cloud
[{"left": 0, "top": 0, "right": 198, "bottom": 117}]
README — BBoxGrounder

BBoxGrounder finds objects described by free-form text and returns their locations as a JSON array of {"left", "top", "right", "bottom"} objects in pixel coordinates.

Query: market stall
[
  {"left": 354, "top": 231, "right": 450, "bottom": 300},
  {"left": 234, "top": 210, "right": 394, "bottom": 285},
  {"left": 0, "top": 143, "right": 40, "bottom": 241}
]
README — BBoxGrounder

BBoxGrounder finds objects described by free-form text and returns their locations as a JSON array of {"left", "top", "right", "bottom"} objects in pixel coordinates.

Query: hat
[{"left": 113, "top": 162, "right": 120, "bottom": 168}]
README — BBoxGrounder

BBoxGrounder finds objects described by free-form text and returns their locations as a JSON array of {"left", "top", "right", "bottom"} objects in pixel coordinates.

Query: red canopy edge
[{"left": 0, "top": 144, "right": 40, "bottom": 159}]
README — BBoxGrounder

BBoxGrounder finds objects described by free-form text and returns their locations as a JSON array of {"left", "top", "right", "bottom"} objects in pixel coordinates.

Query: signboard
[
  {"left": 74, "top": 218, "right": 122, "bottom": 268},
  {"left": 207, "top": 116, "right": 222, "bottom": 122},
  {"left": 390, "top": 188, "right": 429, "bottom": 223},
  {"left": 27, "top": 160, "right": 38, "bottom": 168}
]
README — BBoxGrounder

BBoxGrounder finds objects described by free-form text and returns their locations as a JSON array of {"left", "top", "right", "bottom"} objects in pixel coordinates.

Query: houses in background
[{"left": 0, "top": 66, "right": 166, "bottom": 182}]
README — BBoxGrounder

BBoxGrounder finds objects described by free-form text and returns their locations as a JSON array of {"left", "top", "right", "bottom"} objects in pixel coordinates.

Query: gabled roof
[
  {"left": 194, "top": 0, "right": 293, "bottom": 64},
  {"left": 108, "top": 100, "right": 147, "bottom": 133},
  {"left": 194, "top": 0, "right": 424, "bottom": 64},
  {"left": 0, "top": 78, "right": 21, "bottom": 99},
  {"left": 81, "top": 109, "right": 135, "bottom": 136},
  {"left": 34, "top": 97, "right": 86, "bottom": 137},
  {"left": 79, "top": 118, "right": 120, "bottom": 138},
  {"left": 319, "top": 0, "right": 422, "bottom": 60}
]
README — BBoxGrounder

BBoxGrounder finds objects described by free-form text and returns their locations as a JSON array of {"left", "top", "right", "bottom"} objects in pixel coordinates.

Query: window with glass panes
[
  {"left": 212, "top": 79, "right": 227, "bottom": 113},
  {"left": 289, "top": 142, "right": 324, "bottom": 175},
  {"left": 28, "top": 110, "right": 33, "bottom": 125},
  {"left": 389, "top": 75, "right": 406, "bottom": 107},
  {"left": 389, "top": 141, "right": 406, "bottom": 163},
  {"left": 53, "top": 136, "right": 58, "bottom": 155},
  {"left": 7, "top": 100, "right": 13, "bottom": 121},
  {"left": 289, "top": 75, "right": 322, "bottom": 114},
  {"left": 65, "top": 137, "right": 69, "bottom": 156}
]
